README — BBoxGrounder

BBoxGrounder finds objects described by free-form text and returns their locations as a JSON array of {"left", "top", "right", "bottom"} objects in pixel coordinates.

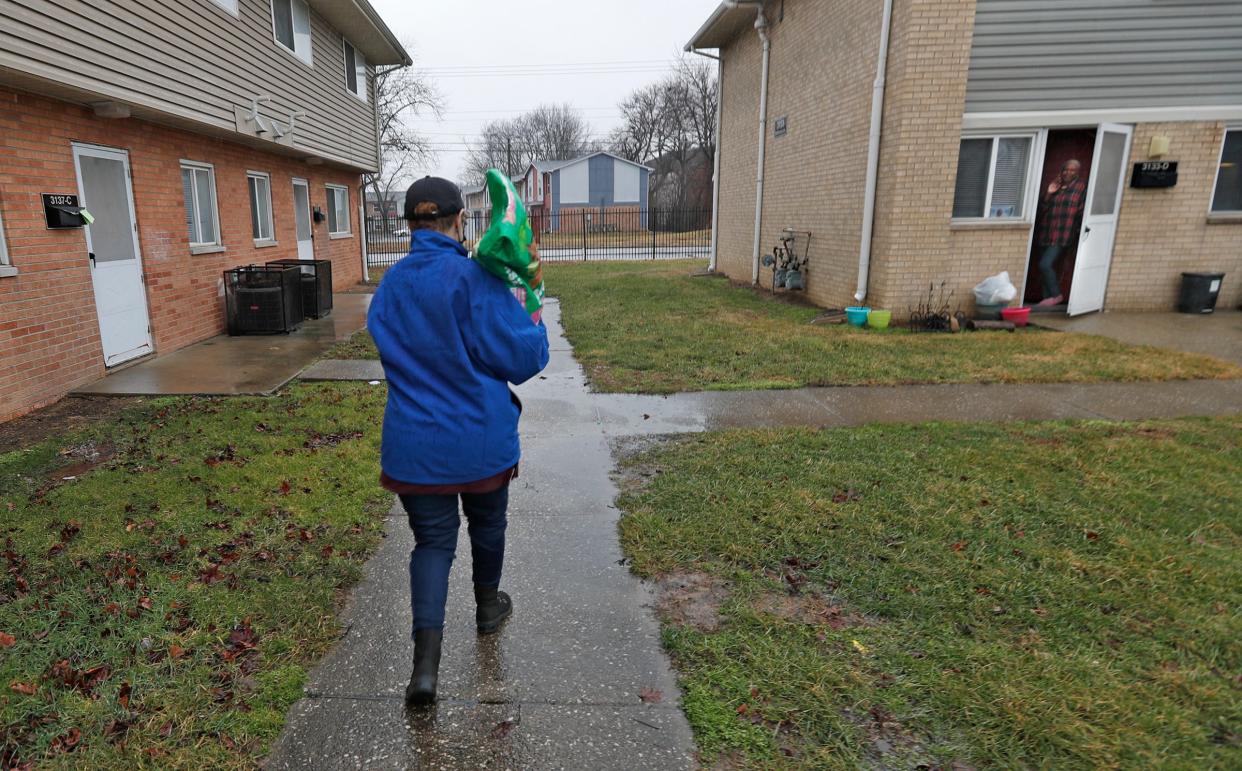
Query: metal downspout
[{"left": 854, "top": 0, "right": 895, "bottom": 303}]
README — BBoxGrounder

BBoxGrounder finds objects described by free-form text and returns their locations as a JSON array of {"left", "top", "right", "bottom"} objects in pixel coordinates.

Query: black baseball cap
[{"left": 404, "top": 176, "right": 464, "bottom": 221}]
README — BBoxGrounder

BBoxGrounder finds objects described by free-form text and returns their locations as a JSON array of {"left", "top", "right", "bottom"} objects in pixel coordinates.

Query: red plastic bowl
[{"left": 1001, "top": 307, "right": 1031, "bottom": 327}]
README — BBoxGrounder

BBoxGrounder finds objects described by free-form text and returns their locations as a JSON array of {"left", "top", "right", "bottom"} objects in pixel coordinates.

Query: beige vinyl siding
[
  {"left": 966, "top": 0, "right": 1242, "bottom": 113},
  {"left": 0, "top": 0, "right": 378, "bottom": 170}
]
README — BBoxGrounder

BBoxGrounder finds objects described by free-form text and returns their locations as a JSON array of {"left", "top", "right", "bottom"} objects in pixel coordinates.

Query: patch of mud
[
  {"left": 47, "top": 441, "right": 117, "bottom": 481},
  {"left": 653, "top": 571, "right": 731, "bottom": 632},
  {"left": 608, "top": 434, "right": 692, "bottom": 495},
  {"left": 0, "top": 396, "right": 141, "bottom": 455},
  {"left": 753, "top": 591, "right": 866, "bottom": 630},
  {"left": 843, "top": 706, "right": 974, "bottom": 771}
]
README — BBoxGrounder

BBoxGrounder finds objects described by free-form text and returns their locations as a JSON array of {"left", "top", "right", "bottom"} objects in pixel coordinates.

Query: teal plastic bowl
[{"left": 845, "top": 306, "right": 871, "bottom": 327}]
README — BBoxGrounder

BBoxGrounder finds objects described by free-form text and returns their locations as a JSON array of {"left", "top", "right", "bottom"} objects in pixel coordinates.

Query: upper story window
[
  {"left": 180, "top": 161, "right": 222, "bottom": 250},
  {"left": 343, "top": 40, "right": 368, "bottom": 102},
  {"left": 247, "top": 172, "right": 275, "bottom": 243},
  {"left": 208, "top": 0, "right": 238, "bottom": 15},
  {"left": 952, "top": 134, "right": 1035, "bottom": 221},
  {"left": 272, "top": 0, "right": 312, "bottom": 66},
  {"left": 1211, "top": 129, "right": 1242, "bottom": 214},
  {"left": 325, "top": 185, "right": 351, "bottom": 236}
]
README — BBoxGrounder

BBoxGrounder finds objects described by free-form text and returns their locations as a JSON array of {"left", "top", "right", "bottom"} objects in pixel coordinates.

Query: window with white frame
[
  {"left": 271, "top": 0, "right": 312, "bottom": 65},
  {"left": 0, "top": 204, "right": 10, "bottom": 267},
  {"left": 326, "top": 185, "right": 350, "bottom": 235},
  {"left": 247, "top": 172, "right": 275, "bottom": 242},
  {"left": 208, "top": 0, "right": 238, "bottom": 14},
  {"left": 1211, "top": 129, "right": 1242, "bottom": 213},
  {"left": 343, "top": 40, "right": 367, "bottom": 101},
  {"left": 952, "top": 135, "right": 1035, "bottom": 220},
  {"left": 180, "top": 161, "right": 221, "bottom": 248}
]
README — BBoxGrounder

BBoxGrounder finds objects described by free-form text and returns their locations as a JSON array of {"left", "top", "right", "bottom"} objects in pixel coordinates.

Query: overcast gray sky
[{"left": 367, "top": 0, "right": 723, "bottom": 183}]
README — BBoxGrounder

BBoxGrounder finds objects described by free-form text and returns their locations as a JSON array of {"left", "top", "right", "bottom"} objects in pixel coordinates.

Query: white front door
[
  {"left": 1067, "top": 123, "right": 1133, "bottom": 316},
  {"left": 73, "top": 144, "right": 153, "bottom": 366},
  {"left": 292, "top": 178, "right": 314, "bottom": 261}
]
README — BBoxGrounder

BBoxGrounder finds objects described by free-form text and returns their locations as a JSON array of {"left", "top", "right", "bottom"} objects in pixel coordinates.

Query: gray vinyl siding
[
  {"left": 0, "top": 0, "right": 378, "bottom": 170},
  {"left": 965, "top": 0, "right": 1242, "bottom": 113}
]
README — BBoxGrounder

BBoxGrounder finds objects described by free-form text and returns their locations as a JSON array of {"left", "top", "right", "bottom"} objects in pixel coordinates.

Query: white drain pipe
[
  {"left": 725, "top": 0, "right": 771, "bottom": 285},
  {"left": 854, "top": 0, "right": 895, "bottom": 303}
]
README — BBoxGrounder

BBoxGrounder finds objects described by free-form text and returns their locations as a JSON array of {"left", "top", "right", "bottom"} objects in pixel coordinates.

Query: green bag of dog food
[{"left": 474, "top": 168, "right": 544, "bottom": 321}]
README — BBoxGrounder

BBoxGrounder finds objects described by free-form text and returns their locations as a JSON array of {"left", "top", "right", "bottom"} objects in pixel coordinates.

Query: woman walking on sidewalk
[{"left": 367, "top": 177, "right": 549, "bottom": 706}]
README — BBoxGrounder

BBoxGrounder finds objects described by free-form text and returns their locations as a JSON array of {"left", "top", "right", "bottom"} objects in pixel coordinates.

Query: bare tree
[
  {"left": 610, "top": 57, "right": 718, "bottom": 215},
  {"left": 465, "top": 104, "right": 595, "bottom": 184},
  {"left": 364, "top": 52, "right": 442, "bottom": 228}
]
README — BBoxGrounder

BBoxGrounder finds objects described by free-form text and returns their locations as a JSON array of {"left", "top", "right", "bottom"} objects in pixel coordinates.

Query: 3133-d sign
[{"left": 1130, "top": 161, "right": 1178, "bottom": 189}]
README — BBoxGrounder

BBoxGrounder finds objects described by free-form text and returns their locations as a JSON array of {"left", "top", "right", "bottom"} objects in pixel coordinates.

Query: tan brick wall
[
  {"left": 1107, "top": 122, "right": 1242, "bottom": 311},
  {"left": 714, "top": 1, "right": 1241, "bottom": 318},
  {"left": 715, "top": 0, "right": 884, "bottom": 308},
  {"left": 0, "top": 87, "right": 365, "bottom": 423}
]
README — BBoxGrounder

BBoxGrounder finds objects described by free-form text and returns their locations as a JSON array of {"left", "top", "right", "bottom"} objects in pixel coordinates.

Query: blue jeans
[
  {"left": 1038, "top": 244, "right": 1065, "bottom": 299},
  {"left": 400, "top": 486, "right": 509, "bottom": 633}
]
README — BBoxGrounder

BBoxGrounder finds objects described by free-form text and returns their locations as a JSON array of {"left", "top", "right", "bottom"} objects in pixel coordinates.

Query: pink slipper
[{"left": 1037, "top": 295, "right": 1064, "bottom": 307}]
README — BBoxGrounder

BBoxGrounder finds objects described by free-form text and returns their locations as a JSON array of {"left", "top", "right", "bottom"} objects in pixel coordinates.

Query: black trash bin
[{"left": 1177, "top": 272, "right": 1225, "bottom": 314}]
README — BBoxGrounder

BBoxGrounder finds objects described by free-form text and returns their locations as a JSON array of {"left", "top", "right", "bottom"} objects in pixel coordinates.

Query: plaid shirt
[{"left": 1038, "top": 177, "right": 1086, "bottom": 247}]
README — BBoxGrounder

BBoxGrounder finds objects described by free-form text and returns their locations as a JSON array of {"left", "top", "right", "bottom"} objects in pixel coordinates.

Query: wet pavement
[
  {"left": 73, "top": 294, "right": 370, "bottom": 396},
  {"left": 266, "top": 301, "right": 696, "bottom": 770},
  {"left": 1034, "top": 309, "right": 1242, "bottom": 366}
]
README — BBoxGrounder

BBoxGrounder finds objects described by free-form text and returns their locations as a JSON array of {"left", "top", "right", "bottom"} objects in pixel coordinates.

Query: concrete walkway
[
  {"left": 73, "top": 294, "right": 369, "bottom": 396},
  {"left": 266, "top": 301, "right": 696, "bottom": 770},
  {"left": 1034, "top": 309, "right": 1242, "bottom": 366}
]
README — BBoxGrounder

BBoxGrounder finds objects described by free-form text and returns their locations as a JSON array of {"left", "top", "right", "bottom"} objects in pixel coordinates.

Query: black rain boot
[
  {"left": 405, "top": 628, "right": 442, "bottom": 706},
  {"left": 475, "top": 584, "right": 513, "bottom": 635}
]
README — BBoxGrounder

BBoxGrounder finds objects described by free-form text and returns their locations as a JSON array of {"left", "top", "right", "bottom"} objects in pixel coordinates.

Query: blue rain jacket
[{"left": 368, "top": 230, "right": 549, "bottom": 485}]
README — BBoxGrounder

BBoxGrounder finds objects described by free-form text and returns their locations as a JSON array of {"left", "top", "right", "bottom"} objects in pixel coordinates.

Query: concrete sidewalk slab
[
  {"left": 1034, "top": 309, "right": 1242, "bottom": 366},
  {"left": 73, "top": 294, "right": 370, "bottom": 396}
]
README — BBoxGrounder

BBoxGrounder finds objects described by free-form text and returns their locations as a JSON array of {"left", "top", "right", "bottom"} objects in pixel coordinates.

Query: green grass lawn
[
  {"left": 321, "top": 330, "right": 378, "bottom": 360},
  {"left": 547, "top": 261, "right": 1241, "bottom": 393},
  {"left": 617, "top": 417, "right": 1242, "bottom": 769},
  {"left": 0, "top": 383, "right": 390, "bottom": 768}
]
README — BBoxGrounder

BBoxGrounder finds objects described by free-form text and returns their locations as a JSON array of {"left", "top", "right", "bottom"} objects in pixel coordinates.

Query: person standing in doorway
[
  {"left": 367, "top": 177, "right": 549, "bottom": 706},
  {"left": 1035, "top": 159, "right": 1087, "bottom": 306}
]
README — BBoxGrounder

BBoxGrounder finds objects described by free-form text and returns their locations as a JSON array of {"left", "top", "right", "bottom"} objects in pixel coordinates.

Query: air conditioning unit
[
  {"left": 265, "top": 258, "right": 333, "bottom": 319},
  {"left": 224, "top": 265, "right": 303, "bottom": 335}
]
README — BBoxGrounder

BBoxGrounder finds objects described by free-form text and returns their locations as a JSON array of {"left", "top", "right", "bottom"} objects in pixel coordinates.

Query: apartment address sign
[{"left": 1130, "top": 161, "right": 1178, "bottom": 189}]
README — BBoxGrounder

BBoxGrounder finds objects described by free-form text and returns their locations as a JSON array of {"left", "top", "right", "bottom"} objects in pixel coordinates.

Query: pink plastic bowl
[{"left": 1001, "top": 307, "right": 1031, "bottom": 327}]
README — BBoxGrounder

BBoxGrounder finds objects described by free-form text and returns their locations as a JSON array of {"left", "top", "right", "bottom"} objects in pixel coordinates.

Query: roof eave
[
  {"left": 308, "top": 0, "right": 411, "bottom": 66},
  {"left": 685, "top": 2, "right": 755, "bottom": 51}
]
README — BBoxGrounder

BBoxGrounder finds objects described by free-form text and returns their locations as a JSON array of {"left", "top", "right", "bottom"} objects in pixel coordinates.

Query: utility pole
[{"left": 506, "top": 138, "right": 512, "bottom": 176}]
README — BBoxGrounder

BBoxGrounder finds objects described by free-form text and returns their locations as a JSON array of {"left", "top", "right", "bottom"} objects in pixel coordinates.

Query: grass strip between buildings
[
  {"left": 617, "top": 417, "right": 1242, "bottom": 769},
  {"left": 547, "top": 261, "right": 1241, "bottom": 393}
]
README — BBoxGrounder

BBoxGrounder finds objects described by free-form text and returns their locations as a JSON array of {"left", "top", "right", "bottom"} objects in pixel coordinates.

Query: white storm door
[
  {"left": 292, "top": 178, "right": 314, "bottom": 260},
  {"left": 73, "top": 144, "right": 152, "bottom": 366},
  {"left": 1067, "top": 123, "right": 1133, "bottom": 316}
]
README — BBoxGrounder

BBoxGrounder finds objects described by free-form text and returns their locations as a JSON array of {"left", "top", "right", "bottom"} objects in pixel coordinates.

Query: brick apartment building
[
  {"left": 688, "top": 0, "right": 1242, "bottom": 317},
  {"left": 0, "top": 0, "right": 408, "bottom": 422}
]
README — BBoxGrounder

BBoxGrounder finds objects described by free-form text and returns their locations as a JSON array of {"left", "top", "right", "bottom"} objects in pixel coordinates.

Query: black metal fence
[{"left": 366, "top": 208, "right": 711, "bottom": 271}]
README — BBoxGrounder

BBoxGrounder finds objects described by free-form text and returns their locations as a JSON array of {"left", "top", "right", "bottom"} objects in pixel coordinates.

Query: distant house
[
  {"left": 535, "top": 152, "right": 652, "bottom": 233},
  {"left": 366, "top": 190, "right": 403, "bottom": 222}
]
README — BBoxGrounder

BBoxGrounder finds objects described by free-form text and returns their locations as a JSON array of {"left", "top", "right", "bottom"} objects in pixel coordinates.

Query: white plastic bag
[{"left": 973, "top": 271, "right": 1017, "bottom": 305}]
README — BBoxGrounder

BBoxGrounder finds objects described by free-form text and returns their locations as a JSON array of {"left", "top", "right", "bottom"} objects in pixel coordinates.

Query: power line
[{"left": 419, "top": 58, "right": 676, "bottom": 71}]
